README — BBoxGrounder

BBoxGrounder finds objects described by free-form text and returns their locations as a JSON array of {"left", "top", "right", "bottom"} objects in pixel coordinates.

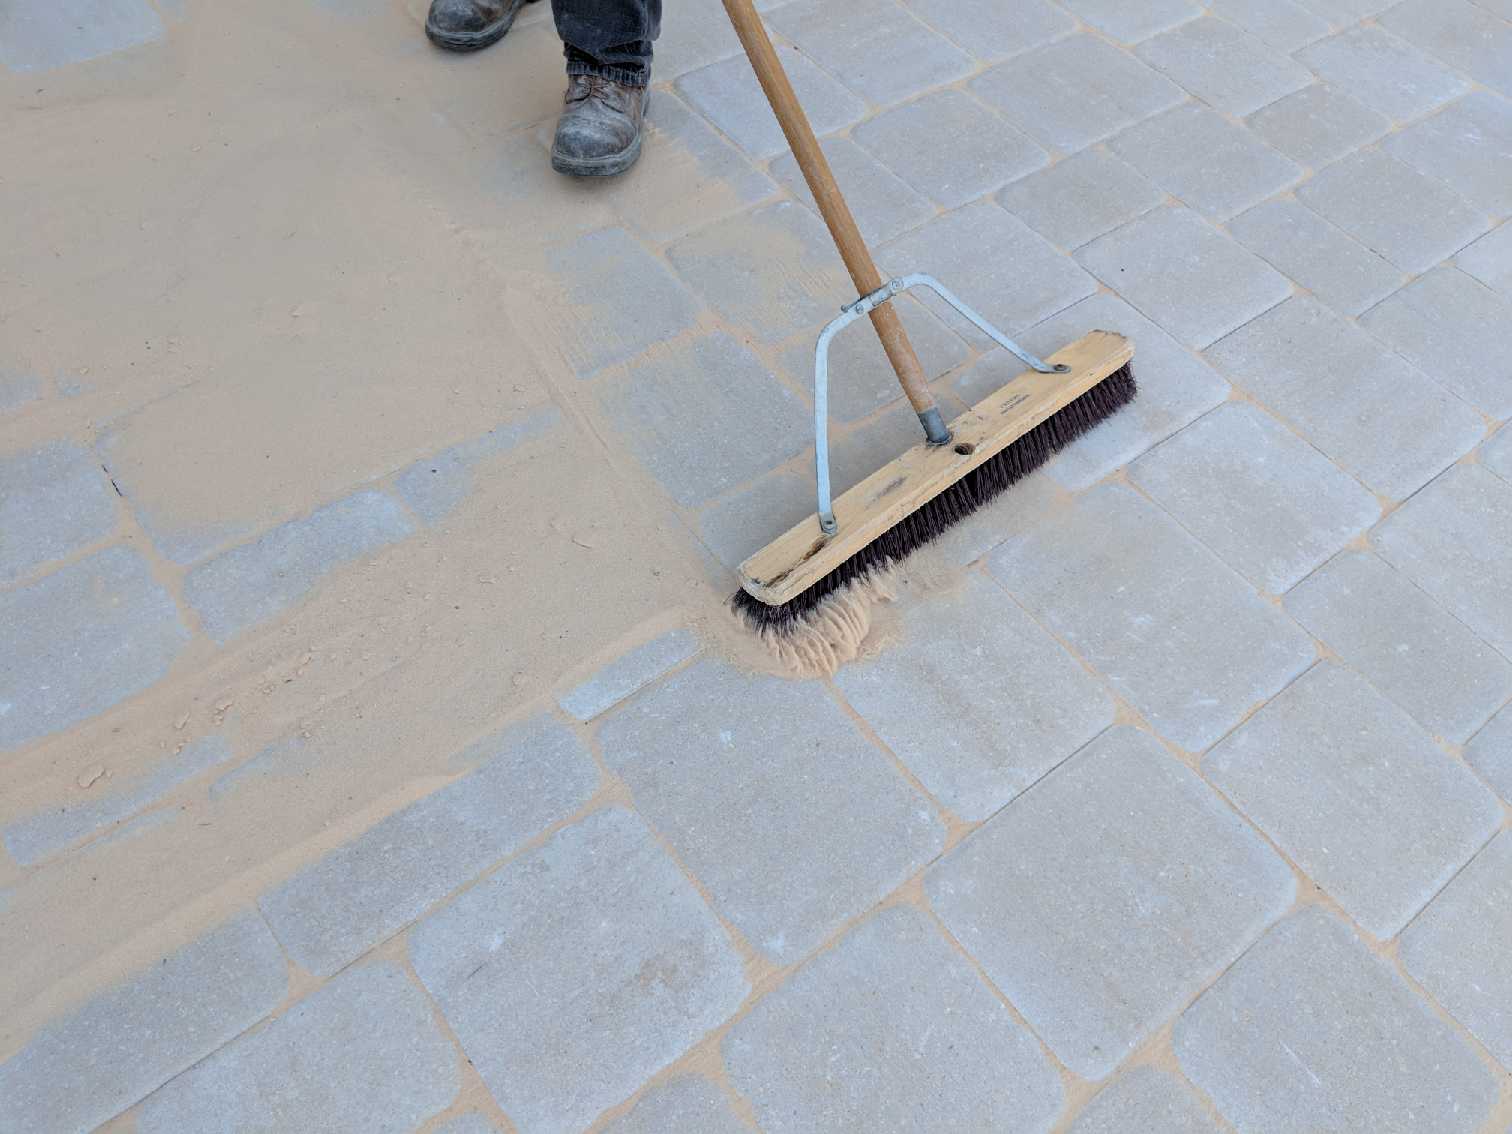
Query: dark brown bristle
[{"left": 731, "top": 362, "right": 1136, "bottom": 634}]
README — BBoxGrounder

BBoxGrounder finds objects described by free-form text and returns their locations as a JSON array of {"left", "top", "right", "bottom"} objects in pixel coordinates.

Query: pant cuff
[{"left": 566, "top": 59, "right": 650, "bottom": 88}]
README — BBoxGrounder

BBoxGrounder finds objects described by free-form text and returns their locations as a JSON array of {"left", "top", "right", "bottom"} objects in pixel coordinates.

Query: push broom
[{"left": 723, "top": 0, "right": 1137, "bottom": 644}]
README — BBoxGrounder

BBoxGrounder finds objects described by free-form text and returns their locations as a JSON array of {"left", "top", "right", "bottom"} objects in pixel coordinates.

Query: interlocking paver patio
[{"left": 14, "top": 3, "right": 1512, "bottom": 1130}]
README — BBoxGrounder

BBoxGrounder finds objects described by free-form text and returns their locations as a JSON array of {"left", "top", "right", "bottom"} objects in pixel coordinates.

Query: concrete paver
[
  {"left": 1069, "top": 1067, "right": 1219, "bottom": 1134},
  {"left": 2, "top": 546, "right": 189, "bottom": 750},
  {"left": 1298, "top": 150, "right": 1488, "bottom": 276},
  {"left": 0, "top": 0, "right": 163, "bottom": 71},
  {"left": 599, "top": 659, "right": 945, "bottom": 963},
  {"left": 770, "top": 137, "right": 933, "bottom": 248},
  {"left": 1385, "top": 91, "right": 1512, "bottom": 215},
  {"left": 259, "top": 716, "right": 597, "bottom": 977},
  {"left": 0, "top": 441, "right": 117, "bottom": 583},
  {"left": 997, "top": 147, "right": 1165, "bottom": 252},
  {"left": 1378, "top": 0, "right": 1512, "bottom": 98},
  {"left": 1205, "top": 664, "right": 1502, "bottom": 938},
  {"left": 1458, "top": 223, "right": 1512, "bottom": 296},
  {"left": 835, "top": 573, "right": 1113, "bottom": 821},
  {"left": 988, "top": 484, "right": 1314, "bottom": 750},
  {"left": 903, "top": 0, "right": 1074, "bottom": 63},
  {"left": 1136, "top": 17, "right": 1311, "bottom": 118},
  {"left": 1206, "top": 0, "right": 1330, "bottom": 53},
  {"left": 0, "top": 912, "right": 286, "bottom": 1134},
  {"left": 1228, "top": 198, "right": 1402, "bottom": 317},
  {"left": 1175, "top": 907, "right": 1497, "bottom": 1133},
  {"left": 1286, "top": 551, "right": 1512, "bottom": 742},
  {"left": 1374, "top": 465, "right": 1512, "bottom": 658},
  {"left": 1401, "top": 831, "right": 1512, "bottom": 1069},
  {"left": 929, "top": 727, "right": 1295, "bottom": 1078},
  {"left": 1055, "top": 0, "right": 1199, "bottom": 43},
  {"left": 1128, "top": 402, "right": 1379, "bottom": 593},
  {"left": 137, "top": 962, "right": 458, "bottom": 1134},
  {"left": 558, "top": 629, "right": 698, "bottom": 721},
  {"left": 1077, "top": 205, "right": 1290, "bottom": 349},
  {"left": 1469, "top": 703, "right": 1512, "bottom": 803},
  {"left": 1245, "top": 82, "right": 1387, "bottom": 169},
  {"left": 856, "top": 90, "right": 1047, "bottom": 211},
  {"left": 1296, "top": 25, "right": 1469, "bottom": 121},
  {"left": 726, "top": 906, "right": 1064, "bottom": 1132},
  {"left": 411, "top": 809, "right": 748, "bottom": 1134},
  {"left": 1203, "top": 295, "right": 1482, "bottom": 500}
]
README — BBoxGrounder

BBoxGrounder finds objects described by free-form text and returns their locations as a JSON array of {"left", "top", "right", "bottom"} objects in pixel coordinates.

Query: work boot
[
  {"left": 425, "top": 0, "right": 534, "bottom": 52},
  {"left": 550, "top": 75, "right": 648, "bottom": 178}
]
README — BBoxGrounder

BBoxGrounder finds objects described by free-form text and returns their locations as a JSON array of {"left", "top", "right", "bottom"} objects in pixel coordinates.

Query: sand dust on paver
[{"left": 0, "top": 0, "right": 775, "bottom": 1054}]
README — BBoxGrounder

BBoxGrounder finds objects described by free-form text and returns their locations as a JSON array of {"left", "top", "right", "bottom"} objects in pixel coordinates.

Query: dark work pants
[{"left": 551, "top": 0, "right": 662, "bottom": 87}]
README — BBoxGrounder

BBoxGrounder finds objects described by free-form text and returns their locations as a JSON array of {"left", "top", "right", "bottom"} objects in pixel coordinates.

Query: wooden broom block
[{"left": 739, "top": 330, "right": 1134, "bottom": 606}]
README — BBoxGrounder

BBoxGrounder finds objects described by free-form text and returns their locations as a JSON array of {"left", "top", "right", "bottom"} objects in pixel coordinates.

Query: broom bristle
[{"left": 732, "top": 362, "right": 1136, "bottom": 634}]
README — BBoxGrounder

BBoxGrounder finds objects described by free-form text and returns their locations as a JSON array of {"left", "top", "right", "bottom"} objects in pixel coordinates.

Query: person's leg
[
  {"left": 425, "top": 0, "right": 538, "bottom": 52},
  {"left": 548, "top": 0, "right": 661, "bottom": 177}
]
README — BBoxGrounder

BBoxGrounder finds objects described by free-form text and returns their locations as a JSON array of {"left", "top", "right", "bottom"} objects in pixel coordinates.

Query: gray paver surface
[{"left": 13, "top": 2, "right": 1512, "bottom": 1130}]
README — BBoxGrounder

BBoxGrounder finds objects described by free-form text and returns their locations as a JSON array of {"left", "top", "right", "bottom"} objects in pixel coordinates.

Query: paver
[
  {"left": 559, "top": 629, "right": 698, "bottom": 721},
  {"left": 259, "top": 715, "right": 597, "bottom": 977},
  {"left": 989, "top": 484, "right": 1312, "bottom": 749},
  {"left": 970, "top": 35, "right": 1185, "bottom": 155},
  {"left": 0, "top": 371, "right": 43, "bottom": 414},
  {"left": 1129, "top": 402, "right": 1379, "bottom": 593},
  {"left": 1008, "top": 291, "right": 1229, "bottom": 489},
  {"left": 770, "top": 137, "right": 933, "bottom": 248},
  {"left": 1175, "top": 907, "right": 1497, "bottom": 1134},
  {"left": 597, "top": 95, "right": 778, "bottom": 244},
  {"left": 1379, "top": 0, "right": 1512, "bottom": 98},
  {"left": 392, "top": 406, "right": 560, "bottom": 524},
  {"left": 1286, "top": 552, "right": 1512, "bottom": 742},
  {"left": 1206, "top": 664, "right": 1502, "bottom": 938},
  {"left": 1298, "top": 150, "right": 1487, "bottom": 276},
  {"left": 650, "top": 0, "right": 741, "bottom": 80},
  {"left": 1075, "top": 205, "right": 1291, "bottom": 350},
  {"left": 601, "top": 1077, "right": 746, "bottom": 1134},
  {"left": 1204, "top": 296, "right": 1482, "bottom": 500},
  {"left": 997, "top": 147, "right": 1165, "bottom": 252},
  {"left": 666, "top": 202, "right": 850, "bottom": 344},
  {"left": 1228, "top": 198, "right": 1401, "bottom": 317},
  {"left": 1293, "top": 0, "right": 1397, "bottom": 21},
  {"left": 599, "top": 658, "right": 945, "bottom": 963},
  {"left": 1206, "top": 0, "right": 1329, "bottom": 53},
  {"left": 836, "top": 573, "right": 1113, "bottom": 821},
  {"left": 138, "top": 962, "right": 458, "bottom": 1134},
  {"left": 1068, "top": 1067, "right": 1219, "bottom": 1134},
  {"left": 903, "top": 0, "right": 1074, "bottom": 63},
  {"left": 1297, "top": 25, "right": 1469, "bottom": 122},
  {"left": 410, "top": 809, "right": 748, "bottom": 1134},
  {"left": 1054, "top": 0, "right": 1199, "bottom": 43},
  {"left": 1245, "top": 83, "right": 1388, "bottom": 169},
  {"left": 908, "top": 466, "right": 1066, "bottom": 569},
  {"left": 1466, "top": 702, "right": 1512, "bottom": 802},
  {"left": 183, "top": 489, "right": 414, "bottom": 643},
  {"left": 545, "top": 227, "right": 701, "bottom": 377},
  {"left": 853, "top": 90, "right": 1048, "bottom": 210},
  {"left": 1374, "top": 464, "right": 1512, "bottom": 658},
  {"left": 1401, "top": 831, "right": 1512, "bottom": 1068},
  {"left": 0, "top": 0, "right": 164, "bottom": 71},
  {"left": 1136, "top": 18, "right": 1310, "bottom": 118},
  {"left": 767, "top": 0, "right": 972, "bottom": 107},
  {"left": 1386, "top": 92, "right": 1512, "bottom": 216},
  {"left": 928, "top": 727, "right": 1295, "bottom": 1079},
  {"left": 0, "top": 440, "right": 117, "bottom": 582},
  {"left": 778, "top": 295, "right": 968, "bottom": 423},
  {"left": 596, "top": 331, "right": 810, "bottom": 506},
  {"left": 3, "top": 733, "right": 233, "bottom": 866},
  {"left": 882, "top": 202, "right": 1096, "bottom": 347},
  {"left": 726, "top": 906, "right": 1064, "bottom": 1132},
  {"left": 0, "top": 911, "right": 286, "bottom": 1134},
  {"left": 2, "top": 546, "right": 189, "bottom": 751},
  {"left": 1360, "top": 268, "right": 1512, "bottom": 418},
  {"left": 1458, "top": 223, "right": 1512, "bottom": 296},
  {"left": 675, "top": 49, "right": 867, "bottom": 161},
  {"left": 1110, "top": 104, "right": 1301, "bottom": 221},
  {"left": 1489, "top": 425, "right": 1512, "bottom": 484},
  {"left": 696, "top": 468, "right": 814, "bottom": 571}
]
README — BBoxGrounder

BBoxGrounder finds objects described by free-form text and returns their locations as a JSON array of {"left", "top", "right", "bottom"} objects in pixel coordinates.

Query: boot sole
[
  {"left": 551, "top": 130, "right": 644, "bottom": 178},
  {"left": 425, "top": 0, "right": 529, "bottom": 52}
]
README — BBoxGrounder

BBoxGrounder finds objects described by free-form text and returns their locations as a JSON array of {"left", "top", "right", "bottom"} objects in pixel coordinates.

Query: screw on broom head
[{"left": 730, "top": 361, "right": 1136, "bottom": 635}]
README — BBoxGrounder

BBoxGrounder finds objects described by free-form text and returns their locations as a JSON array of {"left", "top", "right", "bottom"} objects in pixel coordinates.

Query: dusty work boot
[
  {"left": 550, "top": 75, "right": 648, "bottom": 178},
  {"left": 425, "top": 0, "right": 534, "bottom": 52}
]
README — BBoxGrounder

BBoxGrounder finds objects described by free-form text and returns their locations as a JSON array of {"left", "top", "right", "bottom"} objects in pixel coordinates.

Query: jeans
[{"left": 552, "top": 0, "right": 662, "bottom": 87}]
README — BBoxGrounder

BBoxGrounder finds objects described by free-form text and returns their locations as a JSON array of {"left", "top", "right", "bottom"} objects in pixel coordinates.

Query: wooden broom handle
[{"left": 721, "top": 0, "right": 940, "bottom": 421}]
